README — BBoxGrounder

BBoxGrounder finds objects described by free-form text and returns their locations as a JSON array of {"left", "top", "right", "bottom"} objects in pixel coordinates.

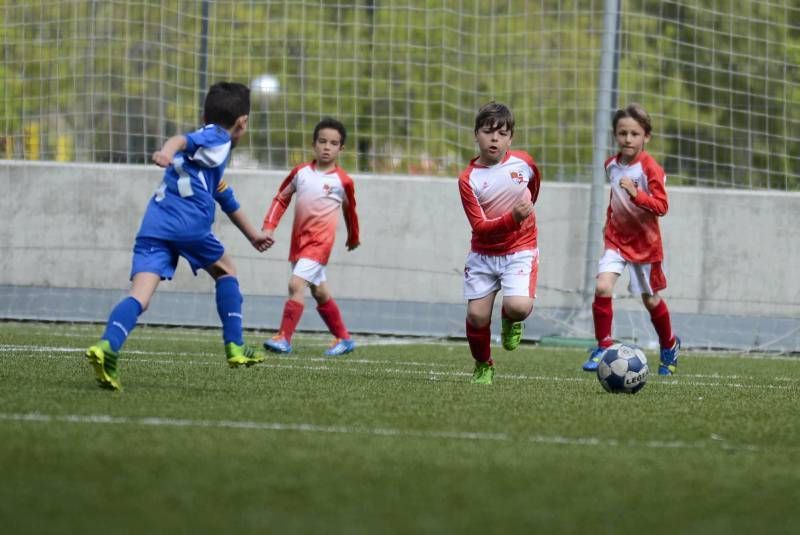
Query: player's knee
[
  {"left": 505, "top": 302, "right": 533, "bottom": 321},
  {"left": 466, "top": 311, "right": 491, "bottom": 328},
  {"left": 310, "top": 286, "right": 330, "bottom": 303},
  {"left": 208, "top": 261, "right": 236, "bottom": 280},
  {"left": 595, "top": 283, "right": 614, "bottom": 297},
  {"left": 288, "top": 280, "right": 306, "bottom": 298},
  {"left": 642, "top": 293, "right": 660, "bottom": 310}
]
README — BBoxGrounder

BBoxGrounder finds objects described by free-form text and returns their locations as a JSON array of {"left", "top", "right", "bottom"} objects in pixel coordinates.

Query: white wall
[{"left": 2, "top": 160, "right": 799, "bottom": 318}]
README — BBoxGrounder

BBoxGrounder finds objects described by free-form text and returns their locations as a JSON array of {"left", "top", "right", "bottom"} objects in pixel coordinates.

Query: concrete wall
[{"left": 1, "top": 160, "right": 799, "bottom": 349}]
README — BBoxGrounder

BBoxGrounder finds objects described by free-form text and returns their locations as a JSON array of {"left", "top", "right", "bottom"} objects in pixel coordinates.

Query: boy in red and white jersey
[
  {"left": 458, "top": 102, "right": 541, "bottom": 384},
  {"left": 261, "top": 118, "right": 360, "bottom": 356},
  {"left": 581, "top": 103, "right": 681, "bottom": 375}
]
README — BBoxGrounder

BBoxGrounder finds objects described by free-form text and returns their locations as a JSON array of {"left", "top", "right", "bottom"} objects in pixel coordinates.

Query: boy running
[
  {"left": 581, "top": 103, "right": 681, "bottom": 375},
  {"left": 459, "top": 102, "right": 541, "bottom": 384}
]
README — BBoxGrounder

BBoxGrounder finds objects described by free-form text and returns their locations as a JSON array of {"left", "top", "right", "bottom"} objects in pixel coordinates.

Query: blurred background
[
  {"left": 1, "top": 0, "right": 799, "bottom": 351},
  {"left": 2, "top": 0, "right": 797, "bottom": 188}
]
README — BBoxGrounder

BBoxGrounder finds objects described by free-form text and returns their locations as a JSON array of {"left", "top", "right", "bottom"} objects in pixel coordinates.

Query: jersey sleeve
[
  {"left": 261, "top": 168, "right": 298, "bottom": 230},
  {"left": 631, "top": 160, "right": 668, "bottom": 216},
  {"left": 458, "top": 169, "right": 519, "bottom": 236},
  {"left": 511, "top": 150, "right": 542, "bottom": 205},
  {"left": 341, "top": 174, "right": 360, "bottom": 248},
  {"left": 184, "top": 126, "right": 232, "bottom": 168},
  {"left": 213, "top": 179, "right": 240, "bottom": 214}
]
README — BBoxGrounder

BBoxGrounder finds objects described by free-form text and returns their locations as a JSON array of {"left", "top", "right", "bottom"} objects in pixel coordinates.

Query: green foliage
[{"left": 0, "top": 0, "right": 797, "bottom": 188}]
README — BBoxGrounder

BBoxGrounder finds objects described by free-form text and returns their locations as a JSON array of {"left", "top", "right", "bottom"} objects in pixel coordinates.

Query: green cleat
[
  {"left": 472, "top": 361, "right": 495, "bottom": 385},
  {"left": 85, "top": 340, "right": 122, "bottom": 391},
  {"left": 226, "top": 342, "right": 265, "bottom": 368},
  {"left": 501, "top": 317, "right": 524, "bottom": 351}
]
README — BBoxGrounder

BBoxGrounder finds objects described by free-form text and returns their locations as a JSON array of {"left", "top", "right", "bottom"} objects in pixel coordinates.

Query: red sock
[
  {"left": 279, "top": 300, "right": 304, "bottom": 342},
  {"left": 649, "top": 299, "right": 675, "bottom": 349},
  {"left": 317, "top": 298, "right": 349, "bottom": 339},
  {"left": 466, "top": 320, "right": 493, "bottom": 365},
  {"left": 592, "top": 295, "right": 614, "bottom": 348}
]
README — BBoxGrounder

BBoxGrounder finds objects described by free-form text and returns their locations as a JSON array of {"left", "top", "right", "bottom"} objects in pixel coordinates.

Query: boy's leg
[
  {"left": 466, "top": 293, "right": 496, "bottom": 385},
  {"left": 633, "top": 262, "right": 680, "bottom": 375},
  {"left": 215, "top": 275, "right": 244, "bottom": 346},
  {"left": 264, "top": 275, "right": 307, "bottom": 353},
  {"left": 205, "top": 251, "right": 264, "bottom": 367},
  {"left": 499, "top": 249, "right": 538, "bottom": 351},
  {"left": 87, "top": 272, "right": 159, "bottom": 390},
  {"left": 583, "top": 270, "right": 620, "bottom": 371},
  {"left": 312, "top": 282, "right": 355, "bottom": 356},
  {"left": 644, "top": 294, "right": 680, "bottom": 375}
]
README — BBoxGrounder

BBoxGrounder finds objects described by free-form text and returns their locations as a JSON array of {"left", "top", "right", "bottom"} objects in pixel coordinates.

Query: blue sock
[
  {"left": 102, "top": 296, "right": 143, "bottom": 353},
  {"left": 216, "top": 276, "right": 243, "bottom": 346}
]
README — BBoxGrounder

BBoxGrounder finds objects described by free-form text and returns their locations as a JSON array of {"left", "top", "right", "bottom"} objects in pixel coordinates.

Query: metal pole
[
  {"left": 198, "top": 0, "right": 210, "bottom": 112},
  {"left": 583, "top": 0, "right": 621, "bottom": 304}
]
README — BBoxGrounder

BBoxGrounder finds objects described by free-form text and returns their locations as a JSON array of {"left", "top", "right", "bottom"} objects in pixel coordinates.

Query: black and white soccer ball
[{"left": 596, "top": 343, "right": 649, "bottom": 394}]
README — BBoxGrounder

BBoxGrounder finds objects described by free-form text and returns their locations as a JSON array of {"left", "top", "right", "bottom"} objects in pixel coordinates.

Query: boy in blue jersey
[{"left": 85, "top": 81, "right": 272, "bottom": 391}]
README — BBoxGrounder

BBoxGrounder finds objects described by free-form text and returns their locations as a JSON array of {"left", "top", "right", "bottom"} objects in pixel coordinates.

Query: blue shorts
[{"left": 131, "top": 235, "right": 225, "bottom": 280}]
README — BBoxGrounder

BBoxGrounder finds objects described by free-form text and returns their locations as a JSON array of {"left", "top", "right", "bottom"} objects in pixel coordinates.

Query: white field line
[
  {"left": 1, "top": 344, "right": 798, "bottom": 390},
  {"left": 6, "top": 326, "right": 800, "bottom": 358},
  {"left": 3, "top": 327, "right": 446, "bottom": 347},
  {"left": 0, "top": 412, "right": 763, "bottom": 453}
]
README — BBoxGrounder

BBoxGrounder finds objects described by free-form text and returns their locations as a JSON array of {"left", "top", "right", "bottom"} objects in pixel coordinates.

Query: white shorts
[
  {"left": 597, "top": 249, "right": 667, "bottom": 295},
  {"left": 463, "top": 249, "right": 539, "bottom": 300},
  {"left": 292, "top": 258, "right": 327, "bottom": 286}
]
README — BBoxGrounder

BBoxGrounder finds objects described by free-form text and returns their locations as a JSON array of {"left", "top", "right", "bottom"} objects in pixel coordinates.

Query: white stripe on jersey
[
  {"left": 173, "top": 155, "right": 194, "bottom": 198},
  {"left": 191, "top": 142, "right": 231, "bottom": 168}
]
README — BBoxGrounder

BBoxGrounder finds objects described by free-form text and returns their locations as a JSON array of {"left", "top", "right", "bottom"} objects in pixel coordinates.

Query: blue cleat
[
  {"left": 325, "top": 338, "right": 356, "bottom": 357},
  {"left": 582, "top": 346, "right": 608, "bottom": 372},
  {"left": 263, "top": 334, "right": 292, "bottom": 354},
  {"left": 659, "top": 336, "right": 681, "bottom": 375}
]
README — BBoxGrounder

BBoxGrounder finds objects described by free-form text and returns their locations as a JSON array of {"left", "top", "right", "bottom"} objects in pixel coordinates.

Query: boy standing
[
  {"left": 85, "top": 82, "right": 270, "bottom": 391},
  {"left": 459, "top": 102, "right": 541, "bottom": 384},
  {"left": 261, "top": 118, "right": 360, "bottom": 356}
]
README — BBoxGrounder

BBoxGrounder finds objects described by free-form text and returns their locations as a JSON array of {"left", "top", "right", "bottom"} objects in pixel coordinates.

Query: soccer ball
[{"left": 596, "top": 343, "right": 649, "bottom": 394}]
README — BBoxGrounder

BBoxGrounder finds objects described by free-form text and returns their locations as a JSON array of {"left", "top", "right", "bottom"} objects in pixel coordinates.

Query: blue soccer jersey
[{"left": 136, "top": 124, "right": 241, "bottom": 241}]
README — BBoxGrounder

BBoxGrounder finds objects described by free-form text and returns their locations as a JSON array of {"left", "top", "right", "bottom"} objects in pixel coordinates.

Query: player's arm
[
  {"left": 458, "top": 175, "right": 521, "bottom": 236},
  {"left": 342, "top": 178, "right": 360, "bottom": 251},
  {"left": 518, "top": 151, "right": 542, "bottom": 205},
  {"left": 261, "top": 171, "right": 297, "bottom": 234},
  {"left": 152, "top": 135, "right": 187, "bottom": 167},
  {"left": 624, "top": 164, "right": 668, "bottom": 216},
  {"left": 214, "top": 181, "right": 272, "bottom": 251},
  {"left": 226, "top": 208, "right": 273, "bottom": 252}
]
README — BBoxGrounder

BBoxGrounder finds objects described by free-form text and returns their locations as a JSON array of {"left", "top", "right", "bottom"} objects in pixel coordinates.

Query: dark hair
[
  {"left": 474, "top": 102, "right": 515, "bottom": 136},
  {"left": 612, "top": 103, "right": 652, "bottom": 135},
  {"left": 313, "top": 117, "right": 347, "bottom": 145},
  {"left": 203, "top": 82, "right": 250, "bottom": 128}
]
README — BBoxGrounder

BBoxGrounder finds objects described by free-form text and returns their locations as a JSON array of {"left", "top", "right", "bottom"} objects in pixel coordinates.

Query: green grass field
[{"left": 1, "top": 321, "right": 799, "bottom": 534}]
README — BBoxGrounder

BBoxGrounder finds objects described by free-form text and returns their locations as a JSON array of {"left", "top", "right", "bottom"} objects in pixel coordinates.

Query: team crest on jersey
[
  {"left": 322, "top": 183, "right": 333, "bottom": 195},
  {"left": 510, "top": 171, "right": 525, "bottom": 184}
]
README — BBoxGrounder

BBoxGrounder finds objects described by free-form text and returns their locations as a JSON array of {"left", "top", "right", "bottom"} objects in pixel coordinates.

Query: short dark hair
[
  {"left": 613, "top": 103, "right": 652, "bottom": 135},
  {"left": 474, "top": 102, "right": 514, "bottom": 136},
  {"left": 204, "top": 82, "right": 250, "bottom": 128},
  {"left": 313, "top": 117, "right": 347, "bottom": 146}
]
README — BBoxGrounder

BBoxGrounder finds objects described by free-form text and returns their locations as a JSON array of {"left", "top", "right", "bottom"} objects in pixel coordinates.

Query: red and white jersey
[
  {"left": 603, "top": 150, "right": 668, "bottom": 263},
  {"left": 458, "top": 150, "right": 541, "bottom": 255},
  {"left": 262, "top": 161, "right": 359, "bottom": 265}
]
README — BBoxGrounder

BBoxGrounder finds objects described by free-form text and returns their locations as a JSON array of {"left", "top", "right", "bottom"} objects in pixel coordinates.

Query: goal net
[{"left": 2, "top": 0, "right": 797, "bottom": 189}]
